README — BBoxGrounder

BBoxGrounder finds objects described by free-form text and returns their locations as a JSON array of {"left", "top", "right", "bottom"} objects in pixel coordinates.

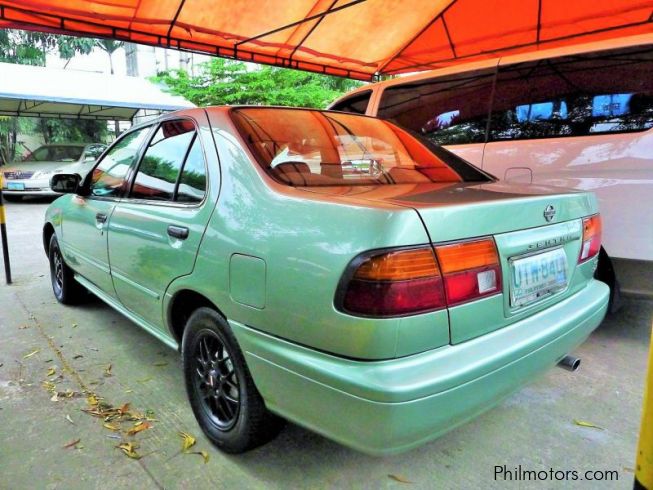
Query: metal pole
[
  {"left": 0, "top": 175, "right": 12, "bottom": 285},
  {"left": 635, "top": 322, "right": 653, "bottom": 489}
]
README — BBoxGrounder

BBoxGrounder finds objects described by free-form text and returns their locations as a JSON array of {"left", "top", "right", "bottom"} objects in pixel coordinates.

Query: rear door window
[
  {"left": 130, "top": 119, "right": 207, "bottom": 203},
  {"left": 489, "top": 45, "right": 653, "bottom": 140},
  {"left": 377, "top": 68, "right": 495, "bottom": 146}
]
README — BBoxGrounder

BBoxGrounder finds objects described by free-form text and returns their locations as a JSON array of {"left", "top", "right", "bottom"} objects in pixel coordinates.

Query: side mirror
[{"left": 50, "top": 174, "right": 81, "bottom": 194}]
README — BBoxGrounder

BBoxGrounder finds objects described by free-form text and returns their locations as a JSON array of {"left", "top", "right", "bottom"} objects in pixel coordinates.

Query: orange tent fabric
[{"left": 0, "top": 0, "right": 651, "bottom": 80}]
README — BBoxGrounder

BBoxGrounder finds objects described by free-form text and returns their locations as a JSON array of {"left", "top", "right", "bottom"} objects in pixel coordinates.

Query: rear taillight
[
  {"left": 435, "top": 238, "right": 502, "bottom": 306},
  {"left": 338, "top": 237, "right": 502, "bottom": 317},
  {"left": 341, "top": 247, "right": 446, "bottom": 317},
  {"left": 578, "top": 214, "right": 601, "bottom": 263}
]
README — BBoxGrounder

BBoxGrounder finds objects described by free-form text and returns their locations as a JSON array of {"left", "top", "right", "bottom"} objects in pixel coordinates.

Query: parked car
[
  {"left": 329, "top": 33, "right": 653, "bottom": 303},
  {"left": 1, "top": 143, "right": 106, "bottom": 199},
  {"left": 44, "top": 107, "right": 609, "bottom": 455}
]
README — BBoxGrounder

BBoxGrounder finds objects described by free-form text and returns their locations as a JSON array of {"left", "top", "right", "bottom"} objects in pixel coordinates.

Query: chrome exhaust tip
[{"left": 558, "top": 355, "right": 581, "bottom": 372}]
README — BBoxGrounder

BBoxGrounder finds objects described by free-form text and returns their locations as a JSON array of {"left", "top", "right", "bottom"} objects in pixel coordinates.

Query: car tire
[
  {"left": 182, "top": 307, "right": 283, "bottom": 453},
  {"left": 48, "top": 234, "right": 86, "bottom": 304}
]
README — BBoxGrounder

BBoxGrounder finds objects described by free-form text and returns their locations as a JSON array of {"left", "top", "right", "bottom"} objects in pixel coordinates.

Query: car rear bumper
[{"left": 230, "top": 279, "right": 609, "bottom": 455}]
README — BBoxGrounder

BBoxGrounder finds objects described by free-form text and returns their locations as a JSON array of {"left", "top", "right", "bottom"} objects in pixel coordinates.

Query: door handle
[
  {"left": 96, "top": 212, "right": 107, "bottom": 224},
  {"left": 167, "top": 225, "right": 189, "bottom": 240}
]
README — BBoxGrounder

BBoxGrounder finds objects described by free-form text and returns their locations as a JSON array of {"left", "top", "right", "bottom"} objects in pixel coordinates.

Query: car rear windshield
[
  {"left": 231, "top": 108, "right": 490, "bottom": 187},
  {"left": 24, "top": 145, "right": 84, "bottom": 162}
]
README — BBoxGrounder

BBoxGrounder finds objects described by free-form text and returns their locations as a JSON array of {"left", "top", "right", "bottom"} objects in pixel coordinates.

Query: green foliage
[
  {"left": 0, "top": 29, "right": 93, "bottom": 66},
  {"left": 153, "top": 58, "right": 363, "bottom": 109},
  {"left": 38, "top": 119, "right": 109, "bottom": 145}
]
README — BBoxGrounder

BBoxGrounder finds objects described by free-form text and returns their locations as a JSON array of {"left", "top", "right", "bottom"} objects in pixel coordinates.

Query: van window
[
  {"left": 377, "top": 68, "right": 495, "bottom": 146},
  {"left": 330, "top": 90, "right": 372, "bottom": 114},
  {"left": 489, "top": 45, "right": 653, "bottom": 140}
]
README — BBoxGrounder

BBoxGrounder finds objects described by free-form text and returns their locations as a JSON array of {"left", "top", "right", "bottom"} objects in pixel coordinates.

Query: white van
[{"left": 330, "top": 34, "right": 653, "bottom": 304}]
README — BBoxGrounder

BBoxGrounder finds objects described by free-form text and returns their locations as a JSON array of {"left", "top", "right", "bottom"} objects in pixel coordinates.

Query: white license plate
[
  {"left": 7, "top": 182, "right": 25, "bottom": 191},
  {"left": 510, "top": 248, "right": 568, "bottom": 307}
]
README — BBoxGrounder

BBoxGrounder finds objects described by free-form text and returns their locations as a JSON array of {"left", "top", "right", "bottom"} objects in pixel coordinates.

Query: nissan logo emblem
[{"left": 543, "top": 205, "right": 556, "bottom": 222}]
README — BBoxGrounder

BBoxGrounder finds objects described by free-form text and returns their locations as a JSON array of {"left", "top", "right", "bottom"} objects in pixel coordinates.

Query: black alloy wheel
[{"left": 182, "top": 307, "right": 283, "bottom": 453}]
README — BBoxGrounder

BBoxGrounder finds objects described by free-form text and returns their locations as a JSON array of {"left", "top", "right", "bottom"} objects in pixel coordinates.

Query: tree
[
  {"left": 153, "top": 58, "right": 363, "bottom": 109},
  {"left": 95, "top": 39, "right": 124, "bottom": 75},
  {"left": 0, "top": 30, "right": 94, "bottom": 66}
]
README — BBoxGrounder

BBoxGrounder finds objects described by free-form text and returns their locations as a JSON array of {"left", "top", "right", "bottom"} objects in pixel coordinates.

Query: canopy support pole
[
  {"left": 635, "top": 324, "right": 653, "bottom": 489},
  {"left": 0, "top": 180, "right": 12, "bottom": 285}
]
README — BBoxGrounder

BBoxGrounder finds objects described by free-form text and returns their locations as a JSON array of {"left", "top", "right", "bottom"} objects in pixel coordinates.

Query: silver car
[{"left": 1, "top": 143, "right": 106, "bottom": 199}]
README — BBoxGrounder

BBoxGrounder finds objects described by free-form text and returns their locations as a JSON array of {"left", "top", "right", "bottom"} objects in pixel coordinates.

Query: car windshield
[
  {"left": 231, "top": 108, "right": 491, "bottom": 187},
  {"left": 23, "top": 145, "right": 84, "bottom": 163}
]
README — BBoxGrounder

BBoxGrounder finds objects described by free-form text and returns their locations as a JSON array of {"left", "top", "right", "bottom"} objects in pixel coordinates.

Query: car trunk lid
[{"left": 304, "top": 181, "right": 598, "bottom": 343}]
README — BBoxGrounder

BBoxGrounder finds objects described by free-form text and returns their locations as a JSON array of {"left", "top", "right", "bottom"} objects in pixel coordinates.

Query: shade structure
[
  {"left": 0, "top": 0, "right": 652, "bottom": 81},
  {"left": 0, "top": 61, "right": 194, "bottom": 120}
]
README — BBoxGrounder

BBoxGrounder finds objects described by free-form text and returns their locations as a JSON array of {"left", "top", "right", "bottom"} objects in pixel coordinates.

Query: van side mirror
[{"left": 50, "top": 174, "right": 81, "bottom": 194}]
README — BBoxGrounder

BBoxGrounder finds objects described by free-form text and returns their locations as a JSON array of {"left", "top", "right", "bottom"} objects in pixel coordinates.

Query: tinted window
[
  {"left": 377, "top": 69, "right": 495, "bottom": 145},
  {"left": 176, "top": 137, "right": 207, "bottom": 203},
  {"left": 131, "top": 120, "right": 195, "bottom": 201},
  {"left": 330, "top": 90, "right": 372, "bottom": 114},
  {"left": 231, "top": 108, "right": 489, "bottom": 187},
  {"left": 490, "top": 45, "right": 653, "bottom": 140},
  {"left": 90, "top": 128, "right": 150, "bottom": 197}
]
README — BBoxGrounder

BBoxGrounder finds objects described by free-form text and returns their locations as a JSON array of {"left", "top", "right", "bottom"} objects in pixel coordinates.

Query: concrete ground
[{"left": 0, "top": 198, "right": 651, "bottom": 490}]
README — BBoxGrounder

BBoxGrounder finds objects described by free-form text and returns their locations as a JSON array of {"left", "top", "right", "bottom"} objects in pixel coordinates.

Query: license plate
[
  {"left": 7, "top": 182, "right": 25, "bottom": 191},
  {"left": 510, "top": 248, "right": 568, "bottom": 307}
]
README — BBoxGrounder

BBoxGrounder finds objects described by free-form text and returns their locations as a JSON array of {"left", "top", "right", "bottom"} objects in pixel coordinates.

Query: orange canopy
[{"left": 0, "top": 0, "right": 651, "bottom": 80}]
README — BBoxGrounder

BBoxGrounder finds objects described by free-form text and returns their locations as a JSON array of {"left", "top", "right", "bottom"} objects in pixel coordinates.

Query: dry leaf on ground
[
  {"left": 388, "top": 474, "right": 413, "bottom": 484},
  {"left": 127, "top": 421, "right": 152, "bottom": 436},
  {"left": 179, "top": 432, "right": 196, "bottom": 451},
  {"left": 103, "top": 422, "right": 120, "bottom": 432},
  {"left": 23, "top": 349, "right": 40, "bottom": 359},
  {"left": 117, "top": 442, "right": 141, "bottom": 459},
  {"left": 573, "top": 419, "right": 604, "bottom": 430},
  {"left": 42, "top": 381, "right": 56, "bottom": 392},
  {"left": 104, "top": 364, "right": 112, "bottom": 377},
  {"left": 47, "top": 367, "right": 56, "bottom": 377},
  {"left": 63, "top": 438, "right": 81, "bottom": 449},
  {"left": 186, "top": 451, "right": 209, "bottom": 464}
]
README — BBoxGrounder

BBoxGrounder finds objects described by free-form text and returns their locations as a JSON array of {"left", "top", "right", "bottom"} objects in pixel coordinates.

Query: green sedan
[{"left": 43, "top": 107, "right": 609, "bottom": 455}]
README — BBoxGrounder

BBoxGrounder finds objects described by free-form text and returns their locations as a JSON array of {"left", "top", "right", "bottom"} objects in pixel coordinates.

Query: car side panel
[
  {"left": 60, "top": 195, "right": 118, "bottom": 297},
  {"left": 482, "top": 130, "right": 653, "bottom": 261},
  {"left": 164, "top": 121, "right": 450, "bottom": 360},
  {"left": 108, "top": 121, "right": 220, "bottom": 332}
]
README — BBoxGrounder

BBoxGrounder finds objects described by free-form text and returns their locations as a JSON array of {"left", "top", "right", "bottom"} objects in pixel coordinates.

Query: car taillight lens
[
  {"left": 341, "top": 247, "right": 446, "bottom": 316},
  {"left": 434, "top": 238, "right": 502, "bottom": 306},
  {"left": 578, "top": 214, "right": 601, "bottom": 263},
  {"left": 340, "top": 238, "right": 503, "bottom": 317}
]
